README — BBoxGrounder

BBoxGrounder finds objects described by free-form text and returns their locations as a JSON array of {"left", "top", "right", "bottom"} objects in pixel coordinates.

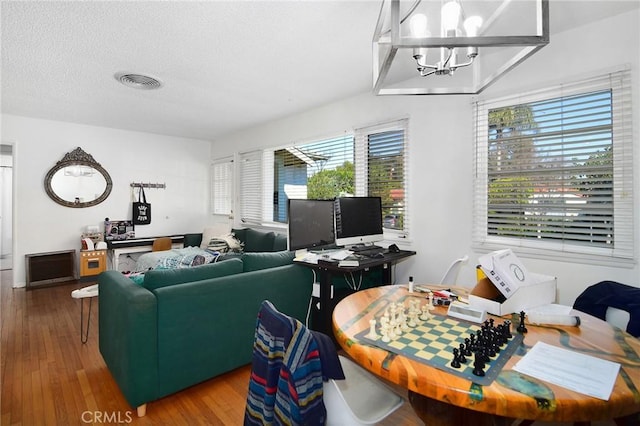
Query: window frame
[{"left": 472, "top": 68, "right": 634, "bottom": 266}]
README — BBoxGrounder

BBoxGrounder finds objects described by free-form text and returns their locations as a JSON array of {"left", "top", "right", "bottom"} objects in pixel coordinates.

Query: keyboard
[{"left": 350, "top": 246, "right": 385, "bottom": 257}]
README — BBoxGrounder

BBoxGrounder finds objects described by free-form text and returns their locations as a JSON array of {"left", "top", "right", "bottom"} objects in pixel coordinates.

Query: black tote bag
[{"left": 133, "top": 186, "right": 151, "bottom": 225}]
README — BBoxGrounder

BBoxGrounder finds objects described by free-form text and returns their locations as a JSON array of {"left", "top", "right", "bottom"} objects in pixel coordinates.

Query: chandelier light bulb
[
  {"left": 463, "top": 15, "right": 483, "bottom": 37},
  {"left": 441, "top": 1, "right": 461, "bottom": 34},
  {"left": 409, "top": 13, "right": 429, "bottom": 37}
]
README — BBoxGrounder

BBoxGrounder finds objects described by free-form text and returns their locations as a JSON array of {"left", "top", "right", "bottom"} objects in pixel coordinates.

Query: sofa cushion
[
  {"left": 242, "top": 251, "right": 295, "bottom": 272},
  {"left": 273, "top": 233, "right": 288, "bottom": 251},
  {"left": 183, "top": 233, "right": 203, "bottom": 248},
  {"left": 244, "top": 228, "right": 276, "bottom": 252},
  {"left": 143, "top": 258, "right": 243, "bottom": 291},
  {"left": 231, "top": 228, "right": 247, "bottom": 245}
]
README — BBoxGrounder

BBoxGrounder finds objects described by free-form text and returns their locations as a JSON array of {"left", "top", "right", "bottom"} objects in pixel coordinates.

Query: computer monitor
[
  {"left": 287, "top": 199, "right": 336, "bottom": 252},
  {"left": 334, "top": 196, "right": 384, "bottom": 248}
]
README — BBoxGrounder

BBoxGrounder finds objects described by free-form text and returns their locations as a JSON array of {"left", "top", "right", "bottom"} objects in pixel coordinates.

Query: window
[
  {"left": 473, "top": 69, "right": 633, "bottom": 262},
  {"left": 238, "top": 119, "right": 410, "bottom": 239},
  {"left": 355, "top": 120, "right": 409, "bottom": 239},
  {"left": 211, "top": 157, "right": 233, "bottom": 215}
]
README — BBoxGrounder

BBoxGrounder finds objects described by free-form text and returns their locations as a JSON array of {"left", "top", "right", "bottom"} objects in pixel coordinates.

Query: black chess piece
[
  {"left": 451, "top": 348, "right": 461, "bottom": 368},
  {"left": 458, "top": 343, "right": 467, "bottom": 363},
  {"left": 463, "top": 338, "right": 472, "bottom": 356},
  {"left": 472, "top": 351, "right": 485, "bottom": 377},
  {"left": 504, "top": 319, "right": 513, "bottom": 338},
  {"left": 517, "top": 311, "right": 528, "bottom": 333}
]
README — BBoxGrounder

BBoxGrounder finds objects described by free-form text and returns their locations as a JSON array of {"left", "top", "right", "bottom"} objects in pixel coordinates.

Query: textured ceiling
[{"left": 2, "top": 1, "right": 637, "bottom": 141}]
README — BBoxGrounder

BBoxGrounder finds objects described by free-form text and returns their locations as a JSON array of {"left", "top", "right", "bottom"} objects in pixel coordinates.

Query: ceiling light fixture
[
  {"left": 373, "top": 0, "right": 549, "bottom": 95},
  {"left": 114, "top": 72, "right": 163, "bottom": 90}
]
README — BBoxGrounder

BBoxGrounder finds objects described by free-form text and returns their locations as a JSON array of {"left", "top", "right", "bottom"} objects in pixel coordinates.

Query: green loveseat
[{"left": 98, "top": 230, "right": 312, "bottom": 416}]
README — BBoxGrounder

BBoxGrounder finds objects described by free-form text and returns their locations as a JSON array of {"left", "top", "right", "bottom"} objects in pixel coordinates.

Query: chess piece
[
  {"left": 400, "top": 309, "right": 410, "bottom": 331},
  {"left": 504, "top": 319, "right": 513, "bottom": 338},
  {"left": 457, "top": 343, "right": 467, "bottom": 363},
  {"left": 366, "top": 319, "right": 379, "bottom": 339},
  {"left": 472, "top": 351, "right": 486, "bottom": 377},
  {"left": 451, "top": 349, "right": 461, "bottom": 368},
  {"left": 380, "top": 318, "right": 391, "bottom": 343},
  {"left": 463, "top": 338, "right": 472, "bottom": 356},
  {"left": 517, "top": 311, "right": 528, "bottom": 333},
  {"left": 419, "top": 303, "right": 432, "bottom": 321}
]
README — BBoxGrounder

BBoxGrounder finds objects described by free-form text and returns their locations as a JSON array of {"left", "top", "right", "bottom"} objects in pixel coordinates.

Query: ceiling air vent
[{"left": 114, "top": 72, "right": 163, "bottom": 90}]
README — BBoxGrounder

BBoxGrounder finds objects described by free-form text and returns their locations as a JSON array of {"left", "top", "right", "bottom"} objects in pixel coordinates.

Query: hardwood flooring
[{"left": 0, "top": 270, "right": 419, "bottom": 425}]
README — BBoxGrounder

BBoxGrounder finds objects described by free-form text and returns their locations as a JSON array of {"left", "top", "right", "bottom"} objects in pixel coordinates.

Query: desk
[
  {"left": 332, "top": 285, "right": 640, "bottom": 425},
  {"left": 107, "top": 235, "right": 184, "bottom": 270},
  {"left": 295, "top": 249, "right": 415, "bottom": 336}
]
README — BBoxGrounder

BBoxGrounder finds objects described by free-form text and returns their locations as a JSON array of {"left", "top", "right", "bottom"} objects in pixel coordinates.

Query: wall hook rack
[{"left": 130, "top": 182, "right": 166, "bottom": 189}]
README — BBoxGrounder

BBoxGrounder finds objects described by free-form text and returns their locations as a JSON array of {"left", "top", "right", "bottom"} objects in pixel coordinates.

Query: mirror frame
[{"left": 44, "top": 147, "right": 113, "bottom": 208}]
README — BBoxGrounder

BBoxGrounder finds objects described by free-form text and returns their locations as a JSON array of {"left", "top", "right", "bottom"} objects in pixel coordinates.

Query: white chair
[
  {"left": 323, "top": 355, "right": 404, "bottom": 425},
  {"left": 439, "top": 255, "right": 469, "bottom": 285}
]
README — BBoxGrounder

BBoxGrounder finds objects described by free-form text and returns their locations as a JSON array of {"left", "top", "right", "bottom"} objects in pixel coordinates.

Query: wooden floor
[{"left": 0, "top": 269, "right": 420, "bottom": 425}]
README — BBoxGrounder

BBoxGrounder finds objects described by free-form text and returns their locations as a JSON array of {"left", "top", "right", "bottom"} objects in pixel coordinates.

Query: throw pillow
[
  {"left": 200, "top": 224, "right": 231, "bottom": 249},
  {"left": 206, "top": 233, "right": 244, "bottom": 253}
]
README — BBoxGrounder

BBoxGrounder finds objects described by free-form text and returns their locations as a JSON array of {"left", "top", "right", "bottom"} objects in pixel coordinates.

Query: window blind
[
  {"left": 473, "top": 68, "right": 633, "bottom": 260},
  {"left": 239, "top": 150, "right": 264, "bottom": 225},
  {"left": 355, "top": 119, "right": 410, "bottom": 239},
  {"left": 211, "top": 157, "right": 233, "bottom": 215}
]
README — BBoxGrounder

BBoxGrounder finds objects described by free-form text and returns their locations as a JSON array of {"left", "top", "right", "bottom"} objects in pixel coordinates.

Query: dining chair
[
  {"left": 439, "top": 255, "right": 469, "bottom": 285},
  {"left": 151, "top": 237, "right": 172, "bottom": 252},
  {"left": 244, "top": 300, "right": 404, "bottom": 425},
  {"left": 573, "top": 280, "right": 639, "bottom": 338}
]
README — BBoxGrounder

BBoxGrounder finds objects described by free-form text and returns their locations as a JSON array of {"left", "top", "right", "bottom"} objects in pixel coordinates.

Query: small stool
[{"left": 71, "top": 284, "right": 99, "bottom": 343}]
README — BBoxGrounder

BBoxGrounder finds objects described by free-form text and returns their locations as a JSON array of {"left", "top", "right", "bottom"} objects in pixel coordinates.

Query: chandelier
[{"left": 373, "top": 0, "right": 549, "bottom": 95}]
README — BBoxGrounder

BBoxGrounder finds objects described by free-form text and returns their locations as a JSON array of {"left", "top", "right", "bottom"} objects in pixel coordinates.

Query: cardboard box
[
  {"left": 478, "top": 248, "right": 531, "bottom": 299},
  {"left": 469, "top": 267, "right": 557, "bottom": 316}
]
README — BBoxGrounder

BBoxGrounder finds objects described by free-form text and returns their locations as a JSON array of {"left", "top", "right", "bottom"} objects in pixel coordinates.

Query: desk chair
[
  {"left": 245, "top": 300, "right": 403, "bottom": 425},
  {"left": 573, "top": 281, "right": 639, "bottom": 338},
  {"left": 152, "top": 237, "right": 172, "bottom": 252},
  {"left": 439, "top": 255, "right": 469, "bottom": 285}
]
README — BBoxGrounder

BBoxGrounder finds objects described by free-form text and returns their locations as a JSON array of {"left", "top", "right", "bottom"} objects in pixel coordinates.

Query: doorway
[{"left": 1, "top": 144, "right": 13, "bottom": 270}]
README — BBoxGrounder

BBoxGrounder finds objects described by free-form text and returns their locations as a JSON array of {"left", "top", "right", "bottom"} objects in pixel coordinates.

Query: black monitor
[
  {"left": 334, "top": 196, "right": 384, "bottom": 248},
  {"left": 287, "top": 199, "right": 336, "bottom": 251}
]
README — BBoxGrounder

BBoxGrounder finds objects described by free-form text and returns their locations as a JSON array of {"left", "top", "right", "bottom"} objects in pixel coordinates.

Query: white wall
[
  {"left": 211, "top": 9, "right": 640, "bottom": 305},
  {"left": 1, "top": 115, "right": 212, "bottom": 287}
]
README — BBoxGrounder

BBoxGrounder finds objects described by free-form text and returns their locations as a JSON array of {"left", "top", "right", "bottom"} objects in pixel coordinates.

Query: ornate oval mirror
[{"left": 44, "top": 147, "right": 112, "bottom": 208}]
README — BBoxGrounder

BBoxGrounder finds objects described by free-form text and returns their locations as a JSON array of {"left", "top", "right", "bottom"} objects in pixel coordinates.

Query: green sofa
[{"left": 98, "top": 229, "right": 312, "bottom": 416}]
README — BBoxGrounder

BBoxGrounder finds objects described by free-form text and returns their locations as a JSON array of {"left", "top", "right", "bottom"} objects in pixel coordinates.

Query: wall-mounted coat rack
[{"left": 130, "top": 182, "right": 166, "bottom": 189}]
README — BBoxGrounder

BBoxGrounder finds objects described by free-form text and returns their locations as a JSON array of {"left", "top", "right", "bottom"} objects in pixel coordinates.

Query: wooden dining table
[{"left": 332, "top": 285, "right": 640, "bottom": 425}]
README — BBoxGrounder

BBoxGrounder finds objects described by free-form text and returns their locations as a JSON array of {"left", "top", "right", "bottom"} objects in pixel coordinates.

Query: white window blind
[
  {"left": 473, "top": 68, "right": 633, "bottom": 261},
  {"left": 211, "top": 157, "right": 233, "bottom": 215},
  {"left": 239, "top": 150, "right": 264, "bottom": 225},
  {"left": 355, "top": 119, "right": 410, "bottom": 240}
]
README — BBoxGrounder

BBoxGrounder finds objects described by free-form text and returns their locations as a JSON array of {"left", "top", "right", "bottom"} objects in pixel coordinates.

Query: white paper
[{"left": 513, "top": 341, "right": 620, "bottom": 400}]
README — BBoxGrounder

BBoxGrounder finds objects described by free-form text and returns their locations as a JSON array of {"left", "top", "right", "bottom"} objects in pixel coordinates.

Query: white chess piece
[
  {"left": 400, "top": 308, "right": 410, "bottom": 331},
  {"left": 380, "top": 317, "right": 391, "bottom": 343},
  {"left": 366, "top": 319, "right": 379, "bottom": 339},
  {"left": 420, "top": 303, "right": 432, "bottom": 321}
]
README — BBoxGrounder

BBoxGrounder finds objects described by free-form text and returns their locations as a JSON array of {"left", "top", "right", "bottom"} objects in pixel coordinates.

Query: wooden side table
[{"left": 79, "top": 250, "right": 107, "bottom": 279}]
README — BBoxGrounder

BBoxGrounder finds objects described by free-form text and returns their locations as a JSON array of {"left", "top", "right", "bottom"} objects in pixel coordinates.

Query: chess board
[{"left": 356, "top": 311, "right": 524, "bottom": 386}]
